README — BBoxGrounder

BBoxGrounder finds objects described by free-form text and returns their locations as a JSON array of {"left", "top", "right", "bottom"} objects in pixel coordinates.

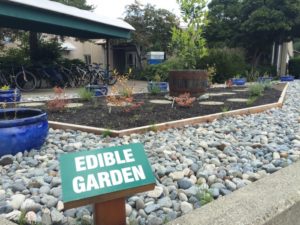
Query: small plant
[
  {"left": 196, "top": 189, "right": 213, "bottom": 206},
  {"left": 47, "top": 86, "right": 68, "bottom": 112},
  {"left": 225, "top": 79, "right": 233, "bottom": 88},
  {"left": 221, "top": 106, "right": 229, "bottom": 112},
  {"left": 245, "top": 69, "right": 259, "bottom": 82},
  {"left": 0, "top": 85, "right": 10, "bottom": 91},
  {"left": 153, "top": 74, "right": 161, "bottom": 82},
  {"left": 247, "top": 96, "right": 257, "bottom": 106},
  {"left": 175, "top": 92, "right": 196, "bottom": 107},
  {"left": 18, "top": 210, "right": 26, "bottom": 225},
  {"left": 249, "top": 83, "right": 265, "bottom": 97},
  {"left": 78, "top": 88, "right": 93, "bottom": 101},
  {"left": 148, "top": 124, "right": 158, "bottom": 132},
  {"left": 102, "top": 129, "right": 112, "bottom": 137},
  {"left": 207, "top": 65, "right": 216, "bottom": 87},
  {"left": 150, "top": 85, "right": 161, "bottom": 95},
  {"left": 124, "top": 101, "right": 144, "bottom": 113}
]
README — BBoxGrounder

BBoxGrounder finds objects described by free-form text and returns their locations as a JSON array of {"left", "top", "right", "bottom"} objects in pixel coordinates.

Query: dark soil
[{"left": 44, "top": 83, "right": 285, "bottom": 130}]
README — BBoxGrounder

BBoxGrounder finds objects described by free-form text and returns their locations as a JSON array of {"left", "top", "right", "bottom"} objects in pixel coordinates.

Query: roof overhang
[{"left": 0, "top": 0, "right": 135, "bottom": 39}]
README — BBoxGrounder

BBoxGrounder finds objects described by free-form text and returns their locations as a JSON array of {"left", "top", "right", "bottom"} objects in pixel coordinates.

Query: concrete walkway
[{"left": 21, "top": 80, "right": 148, "bottom": 101}]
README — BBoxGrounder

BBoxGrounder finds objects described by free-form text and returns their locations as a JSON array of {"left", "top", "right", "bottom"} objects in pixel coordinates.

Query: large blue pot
[
  {"left": 232, "top": 78, "right": 246, "bottom": 85},
  {"left": 0, "top": 89, "right": 21, "bottom": 102},
  {"left": 280, "top": 75, "right": 294, "bottom": 82},
  {"left": 0, "top": 108, "right": 48, "bottom": 156},
  {"left": 147, "top": 82, "right": 169, "bottom": 92}
]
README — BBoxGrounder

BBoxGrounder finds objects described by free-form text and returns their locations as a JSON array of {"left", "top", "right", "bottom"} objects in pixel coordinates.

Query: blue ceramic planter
[
  {"left": 232, "top": 78, "right": 246, "bottom": 85},
  {"left": 0, "top": 89, "right": 21, "bottom": 102},
  {"left": 0, "top": 108, "right": 48, "bottom": 156},
  {"left": 147, "top": 82, "right": 169, "bottom": 92},
  {"left": 258, "top": 77, "right": 273, "bottom": 83},
  {"left": 85, "top": 84, "right": 108, "bottom": 96},
  {"left": 280, "top": 75, "right": 294, "bottom": 82}
]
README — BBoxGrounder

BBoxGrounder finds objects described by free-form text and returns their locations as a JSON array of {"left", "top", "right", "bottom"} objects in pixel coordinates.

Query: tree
[
  {"left": 123, "top": 0, "right": 179, "bottom": 65},
  {"left": 171, "top": 0, "right": 208, "bottom": 69},
  {"left": 205, "top": 0, "right": 300, "bottom": 68}
]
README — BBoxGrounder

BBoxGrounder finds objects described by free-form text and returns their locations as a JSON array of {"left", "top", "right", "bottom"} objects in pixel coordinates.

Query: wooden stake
[{"left": 94, "top": 198, "right": 126, "bottom": 225}]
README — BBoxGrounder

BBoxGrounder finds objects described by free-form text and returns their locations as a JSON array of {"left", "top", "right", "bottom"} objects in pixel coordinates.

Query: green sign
[{"left": 59, "top": 143, "right": 155, "bottom": 204}]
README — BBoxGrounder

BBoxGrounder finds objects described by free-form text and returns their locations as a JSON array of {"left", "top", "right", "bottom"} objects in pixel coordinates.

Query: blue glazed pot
[
  {"left": 147, "top": 82, "right": 169, "bottom": 92},
  {"left": 0, "top": 89, "right": 21, "bottom": 102},
  {"left": 85, "top": 84, "right": 108, "bottom": 96},
  {"left": 280, "top": 75, "right": 294, "bottom": 82},
  {"left": 0, "top": 108, "right": 48, "bottom": 157},
  {"left": 232, "top": 78, "right": 246, "bottom": 85}
]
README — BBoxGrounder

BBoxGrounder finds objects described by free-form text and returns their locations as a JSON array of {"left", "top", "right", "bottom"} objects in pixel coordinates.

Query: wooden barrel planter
[{"left": 168, "top": 70, "right": 208, "bottom": 96}]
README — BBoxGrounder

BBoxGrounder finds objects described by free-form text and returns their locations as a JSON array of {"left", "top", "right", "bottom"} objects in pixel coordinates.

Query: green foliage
[
  {"left": 198, "top": 48, "right": 247, "bottom": 83},
  {"left": 249, "top": 83, "right": 265, "bottom": 97},
  {"left": 288, "top": 57, "right": 300, "bottom": 79},
  {"left": 78, "top": 88, "right": 93, "bottom": 101},
  {"left": 18, "top": 211, "right": 26, "bottom": 225},
  {"left": 124, "top": 1, "right": 179, "bottom": 55},
  {"left": 141, "top": 57, "right": 184, "bottom": 81},
  {"left": 171, "top": 0, "right": 208, "bottom": 69},
  {"left": 196, "top": 189, "right": 213, "bottom": 206},
  {"left": 34, "top": 39, "right": 63, "bottom": 64},
  {"left": 149, "top": 85, "right": 161, "bottom": 95},
  {"left": 206, "top": 0, "right": 300, "bottom": 68},
  {"left": 221, "top": 106, "right": 229, "bottom": 112},
  {"left": 148, "top": 124, "right": 158, "bottom": 132},
  {"left": 102, "top": 129, "right": 112, "bottom": 137},
  {"left": 247, "top": 96, "right": 258, "bottom": 106}
]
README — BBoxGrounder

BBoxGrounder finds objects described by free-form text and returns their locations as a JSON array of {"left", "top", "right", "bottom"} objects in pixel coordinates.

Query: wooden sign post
[{"left": 59, "top": 143, "right": 155, "bottom": 225}]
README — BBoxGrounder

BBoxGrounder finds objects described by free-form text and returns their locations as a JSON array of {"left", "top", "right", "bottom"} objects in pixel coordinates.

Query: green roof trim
[{"left": 0, "top": 1, "right": 133, "bottom": 39}]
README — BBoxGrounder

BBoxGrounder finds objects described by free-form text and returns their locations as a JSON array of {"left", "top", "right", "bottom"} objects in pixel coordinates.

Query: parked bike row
[{"left": 0, "top": 63, "right": 117, "bottom": 91}]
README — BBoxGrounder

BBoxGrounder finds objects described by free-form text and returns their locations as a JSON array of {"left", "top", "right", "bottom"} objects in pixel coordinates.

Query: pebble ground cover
[{"left": 0, "top": 81, "right": 299, "bottom": 225}]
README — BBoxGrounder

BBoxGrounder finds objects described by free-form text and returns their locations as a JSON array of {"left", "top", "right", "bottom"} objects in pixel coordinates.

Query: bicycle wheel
[{"left": 15, "top": 70, "right": 37, "bottom": 91}]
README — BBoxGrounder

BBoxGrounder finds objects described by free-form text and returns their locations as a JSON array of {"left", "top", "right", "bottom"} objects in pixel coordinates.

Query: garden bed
[{"left": 25, "top": 83, "right": 287, "bottom": 133}]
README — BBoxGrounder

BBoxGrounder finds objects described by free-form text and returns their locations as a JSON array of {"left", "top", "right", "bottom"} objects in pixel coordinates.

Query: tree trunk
[{"left": 29, "top": 32, "right": 38, "bottom": 62}]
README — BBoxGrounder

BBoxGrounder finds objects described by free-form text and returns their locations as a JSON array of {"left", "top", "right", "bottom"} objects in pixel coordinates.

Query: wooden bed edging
[{"left": 49, "top": 83, "right": 289, "bottom": 137}]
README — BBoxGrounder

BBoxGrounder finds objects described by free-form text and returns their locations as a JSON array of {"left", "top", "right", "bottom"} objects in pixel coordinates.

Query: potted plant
[
  {"left": 147, "top": 74, "right": 169, "bottom": 93},
  {"left": 232, "top": 74, "right": 246, "bottom": 85},
  {"left": 169, "top": 0, "right": 208, "bottom": 97},
  {"left": 0, "top": 85, "right": 21, "bottom": 102},
  {"left": 280, "top": 74, "right": 294, "bottom": 82},
  {"left": 0, "top": 108, "right": 48, "bottom": 156},
  {"left": 258, "top": 72, "right": 273, "bottom": 83}
]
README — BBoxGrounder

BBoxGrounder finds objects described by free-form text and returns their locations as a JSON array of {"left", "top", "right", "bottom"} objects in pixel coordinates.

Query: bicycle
[{"left": 89, "top": 63, "right": 117, "bottom": 85}]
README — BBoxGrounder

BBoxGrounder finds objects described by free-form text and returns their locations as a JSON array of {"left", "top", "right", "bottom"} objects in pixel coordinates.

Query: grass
[
  {"left": 102, "top": 129, "right": 113, "bottom": 137},
  {"left": 78, "top": 88, "right": 93, "bottom": 101},
  {"left": 196, "top": 189, "right": 214, "bottom": 206}
]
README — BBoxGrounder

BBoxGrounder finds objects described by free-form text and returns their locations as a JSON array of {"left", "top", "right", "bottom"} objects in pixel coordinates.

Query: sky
[{"left": 86, "top": 0, "right": 180, "bottom": 19}]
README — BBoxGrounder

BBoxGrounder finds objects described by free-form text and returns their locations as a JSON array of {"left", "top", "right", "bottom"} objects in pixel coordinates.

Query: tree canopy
[
  {"left": 123, "top": 0, "right": 180, "bottom": 55},
  {"left": 205, "top": 0, "right": 300, "bottom": 66}
]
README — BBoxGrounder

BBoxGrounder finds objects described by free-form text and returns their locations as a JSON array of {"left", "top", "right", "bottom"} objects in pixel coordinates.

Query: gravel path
[{"left": 0, "top": 81, "right": 299, "bottom": 225}]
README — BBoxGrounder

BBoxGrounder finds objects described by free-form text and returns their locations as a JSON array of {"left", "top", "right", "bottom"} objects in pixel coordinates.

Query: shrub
[
  {"left": 288, "top": 57, "right": 300, "bottom": 79},
  {"left": 141, "top": 57, "right": 184, "bottom": 81},
  {"left": 198, "top": 48, "right": 247, "bottom": 83},
  {"left": 78, "top": 88, "right": 93, "bottom": 101},
  {"left": 249, "top": 83, "right": 265, "bottom": 97}
]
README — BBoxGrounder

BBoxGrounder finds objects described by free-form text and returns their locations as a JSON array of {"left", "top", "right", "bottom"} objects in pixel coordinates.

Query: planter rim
[{"left": 0, "top": 108, "right": 47, "bottom": 128}]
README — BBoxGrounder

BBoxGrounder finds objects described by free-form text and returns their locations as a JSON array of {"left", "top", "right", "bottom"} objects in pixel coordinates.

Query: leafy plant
[
  {"left": 0, "top": 85, "right": 10, "bottom": 91},
  {"left": 102, "top": 129, "right": 112, "bottom": 138},
  {"left": 249, "top": 83, "right": 265, "bottom": 97},
  {"left": 47, "top": 86, "right": 68, "bottom": 112},
  {"left": 245, "top": 69, "right": 260, "bottom": 82},
  {"left": 78, "top": 88, "right": 93, "bottom": 101},
  {"left": 149, "top": 85, "right": 161, "bottom": 95},
  {"left": 207, "top": 65, "right": 216, "bottom": 86},
  {"left": 221, "top": 106, "right": 230, "bottom": 112},
  {"left": 247, "top": 96, "right": 257, "bottom": 106},
  {"left": 170, "top": 0, "right": 208, "bottom": 69},
  {"left": 148, "top": 124, "right": 158, "bottom": 132},
  {"left": 175, "top": 92, "right": 196, "bottom": 107},
  {"left": 196, "top": 189, "right": 213, "bottom": 206},
  {"left": 18, "top": 210, "right": 26, "bottom": 225}
]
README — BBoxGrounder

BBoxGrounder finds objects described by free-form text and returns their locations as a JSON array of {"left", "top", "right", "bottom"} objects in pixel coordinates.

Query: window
[{"left": 84, "top": 54, "right": 91, "bottom": 64}]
